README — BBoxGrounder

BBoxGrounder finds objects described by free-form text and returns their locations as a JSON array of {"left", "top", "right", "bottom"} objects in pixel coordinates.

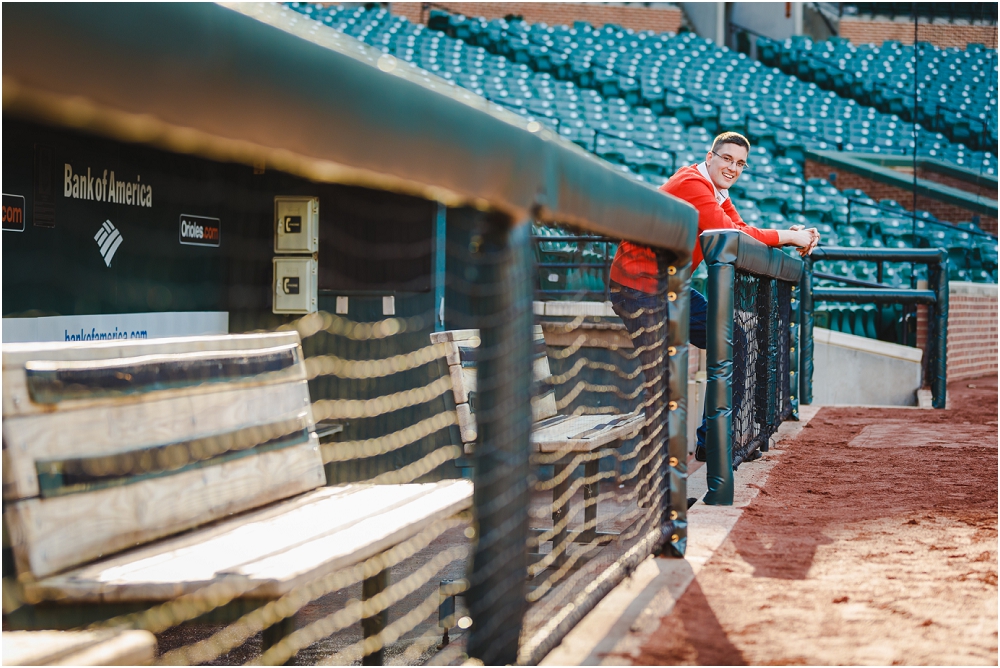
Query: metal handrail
[{"left": 800, "top": 246, "right": 949, "bottom": 408}]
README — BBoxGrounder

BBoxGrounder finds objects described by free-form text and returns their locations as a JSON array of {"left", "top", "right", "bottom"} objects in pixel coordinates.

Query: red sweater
[{"left": 609, "top": 164, "right": 781, "bottom": 293}]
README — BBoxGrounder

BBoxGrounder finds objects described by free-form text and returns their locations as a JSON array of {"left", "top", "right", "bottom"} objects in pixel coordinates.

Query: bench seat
[
  {"left": 23, "top": 481, "right": 472, "bottom": 604},
  {"left": 531, "top": 413, "right": 643, "bottom": 454},
  {"left": 2, "top": 630, "right": 156, "bottom": 666},
  {"left": 430, "top": 327, "right": 643, "bottom": 578},
  {"left": 430, "top": 328, "right": 641, "bottom": 454},
  {"left": 3, "top": 332, "right": 473, "bottom": 664}
]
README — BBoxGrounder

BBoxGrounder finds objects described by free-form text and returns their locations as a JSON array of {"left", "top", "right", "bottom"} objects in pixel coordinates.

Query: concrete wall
[
  {"left": 681, "top": 2, "right": 724, "bottom": 44},
  {"left": 729, "top": 2, "right": 803, "bottom": 42},
  {"left": 811, "top": 328, "right": 924, "bottom": 406}
]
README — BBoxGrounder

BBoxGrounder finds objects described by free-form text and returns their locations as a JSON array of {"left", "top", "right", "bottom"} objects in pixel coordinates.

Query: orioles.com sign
[
  {"left": 2, "top": 194, "right": 25, "bottom": 232},
  {"left": 179, "top": 213, "right": 221, "bottom": 247}
]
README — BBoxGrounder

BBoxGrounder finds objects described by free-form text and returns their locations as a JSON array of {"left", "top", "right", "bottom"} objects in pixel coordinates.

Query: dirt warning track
[{"left": 635, "top": 376, "right": 998, "bottom": 666}]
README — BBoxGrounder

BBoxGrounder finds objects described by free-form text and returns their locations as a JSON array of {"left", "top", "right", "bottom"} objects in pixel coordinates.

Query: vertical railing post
[
  {"left": 789, "top": 280, "right": 800, "bottom": 419},
  {"left": 658, "top": 258, "right": 691, "bottom": 556},
  {"left": 434, "top": 203, "right": 447, "bottom": 332},
  {"left": 464, "top": 211, "right": 533, "bottom": 666},
  {"left": 754, "top": 278, "right": 775, "bottom": 448},
  {"left": 704, "top": 260, "right": 735, "bottom": 506},
  {"left": 931, "top": 253, "right": 949, "bottom": 409},
  {"left": 361, "top": 570, "right": 390, "bottom": 666},
  {"left": 799, "top": 255, "right": 814, "bottom": 405}
]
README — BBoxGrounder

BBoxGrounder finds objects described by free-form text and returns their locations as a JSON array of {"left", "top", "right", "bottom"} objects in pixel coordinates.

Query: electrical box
[
  {"left": 273, "top": 257, "right": 317, "bottom": 314},
  {"left": 274, "top": 196, "right": 319, "bottom": 253}
]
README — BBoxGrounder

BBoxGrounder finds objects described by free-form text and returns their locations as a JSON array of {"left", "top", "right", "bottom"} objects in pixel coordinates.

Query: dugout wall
[{"left": 3, "top": 3, "right": 698, "bottom": 663}]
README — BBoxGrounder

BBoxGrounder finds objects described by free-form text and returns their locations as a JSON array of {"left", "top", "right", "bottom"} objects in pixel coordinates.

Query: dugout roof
[{"left": 2, "top": 2, "right": 697, "bottom": 259}]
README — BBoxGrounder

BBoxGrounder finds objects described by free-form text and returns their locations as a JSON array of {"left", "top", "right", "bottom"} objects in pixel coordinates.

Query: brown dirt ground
[{"left": 634, "top": 375, "right": 998, "bottom": 666}]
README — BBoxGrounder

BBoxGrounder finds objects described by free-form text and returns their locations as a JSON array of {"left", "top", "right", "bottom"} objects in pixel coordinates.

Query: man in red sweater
[{"left": 609, "top": 132, "right": 818, "bottom": 467}]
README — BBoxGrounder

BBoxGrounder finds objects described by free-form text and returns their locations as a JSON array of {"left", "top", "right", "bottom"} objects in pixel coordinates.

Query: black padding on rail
[{"left": 700, "top": 230, "right": 803, "bottom": 283}]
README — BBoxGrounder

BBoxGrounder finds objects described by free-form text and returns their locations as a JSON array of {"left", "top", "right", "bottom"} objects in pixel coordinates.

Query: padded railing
[{"left": 700, "top": 230, "right": 804, "bottom": 505}]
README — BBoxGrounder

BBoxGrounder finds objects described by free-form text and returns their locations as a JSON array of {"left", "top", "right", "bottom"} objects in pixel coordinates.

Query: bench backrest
[
  {"left": 2, "top": 332, "right": 325, "bottom": 579},
  {"left": 429, "top": 325, "right": 556, "bottom": 445}
]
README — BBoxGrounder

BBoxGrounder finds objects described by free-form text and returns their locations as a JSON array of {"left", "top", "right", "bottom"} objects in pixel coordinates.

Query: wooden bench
[
  {"left": 2, "top": 332, "right": 473, "bottom": 664},
  {"left": 2, "top": 630, "right": 156, "bottom": 666},
  {"left": 429, "top": 326, "right": 641, "bottom": 569}
]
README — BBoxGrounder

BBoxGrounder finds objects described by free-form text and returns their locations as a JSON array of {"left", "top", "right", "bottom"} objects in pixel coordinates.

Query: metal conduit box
[
  {"left": 273, "top": 257, "right": 317, "bottom": 314},
  {"left": 274, "top": 196, "right": 319, "bottom": 253}
]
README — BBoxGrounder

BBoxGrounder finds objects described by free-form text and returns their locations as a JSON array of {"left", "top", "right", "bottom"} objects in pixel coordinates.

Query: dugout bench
[
  {"left": 431, "top": 326, "right": 642, "bottom": 571},
  {"left": 2, "top": 332, "right": 472, "bottom": 665},
  {"left": 3, "top": 629, "right": 156, "bottom": 666}
]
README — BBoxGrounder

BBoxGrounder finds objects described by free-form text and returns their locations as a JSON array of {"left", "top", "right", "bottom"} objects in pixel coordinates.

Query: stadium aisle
[{"left": 631, "top": 377, "right": 997, "bottom": 665}]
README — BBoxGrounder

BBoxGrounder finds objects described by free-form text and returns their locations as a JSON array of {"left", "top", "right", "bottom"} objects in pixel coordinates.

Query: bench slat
[
  {"left": 2, "top": 332, "right": 300, "bottom": 369},
  {"left": 3, "top": 334, "right": 305, "bottom": 418},
  {"left": 531, "top": 412, "right": 643, "bottom": 453},
  {"left": 3, "top": 380, "right": 313, "bottom": 501},
  {"left": 2, "top": 363, "right": 306, "bottom": 418},
  {"left": 25, "top": 481, "right": 473, "bottom": 602},
  {"left": 35, "top": 418, "right": 313, "bottom": 499},
  {"left": 6, "top": 439, "right": 326, "bottom": 579},
  {"left": 23, "top": 344, "right": 300, "bottom": 404},
  {"left": 2, "top": 630, "right": 156, "bottom": 666}
]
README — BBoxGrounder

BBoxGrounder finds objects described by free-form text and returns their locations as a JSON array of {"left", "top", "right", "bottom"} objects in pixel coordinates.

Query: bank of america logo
[{"left": 94, "top": 220, "right": 123, "bottom": 267}]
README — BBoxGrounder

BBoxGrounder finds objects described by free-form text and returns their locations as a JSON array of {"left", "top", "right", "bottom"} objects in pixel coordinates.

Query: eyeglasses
[{"left": 711, "top": 151, "right": 750, "bottom": 171}]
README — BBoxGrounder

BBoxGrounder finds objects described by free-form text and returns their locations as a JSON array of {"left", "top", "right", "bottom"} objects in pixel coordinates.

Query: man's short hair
[{"left": 712, "top": 131, "right": 751, "bottom": 154}]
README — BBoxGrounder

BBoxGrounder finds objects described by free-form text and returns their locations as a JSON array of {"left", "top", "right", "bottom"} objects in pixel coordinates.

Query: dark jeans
[
  {"left": 611, "top": 284, "right": 711, "bottom": 450},
  {"left": 689, "top": 289, "right": 708, "bottom": 450},
  {"left": 609, "top": 282, "right": 669, "bottom": 505}
]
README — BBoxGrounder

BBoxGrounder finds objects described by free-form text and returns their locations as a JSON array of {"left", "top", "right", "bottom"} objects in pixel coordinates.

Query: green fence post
[
  {"left": 931, "top": 254, "right": 949, "bottom": 409},
  {"left": 799, "top": 255, "right": 814, "bottom": 405},
  {"left": 704, "top": 261, "right": 735, "bottom": 506},
  {"left": 463, "top": 211, "right": 533, "bottom": 666}
]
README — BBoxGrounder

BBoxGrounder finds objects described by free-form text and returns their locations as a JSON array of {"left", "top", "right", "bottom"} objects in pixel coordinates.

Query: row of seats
[
  {"left": 285, "top": 2, "right": 998, "bottom": 288},
  {"left": 434, "top": 10, "right": 997, "bottom": 173},
  {"left": 813, "top": 302, "right": 910, "bottom": 343},
  {"left": 759, "top": 36, "right": 998, "bottom": 152},
  {"left": 535, "top": 225, "right": 615, "bottom": 296}
]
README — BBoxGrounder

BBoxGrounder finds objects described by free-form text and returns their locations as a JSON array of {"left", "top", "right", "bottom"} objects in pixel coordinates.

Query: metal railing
[
  {"left": 799, "top": 246, "right": 949, "bottom": 409},
  {"left": 700, "top": 230, "right": 803, "bottom": 505}
]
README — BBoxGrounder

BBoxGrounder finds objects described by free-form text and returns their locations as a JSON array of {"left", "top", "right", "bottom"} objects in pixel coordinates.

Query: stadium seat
[{"left": 287, "top": 3, "right": 1000, "bottom": 285}]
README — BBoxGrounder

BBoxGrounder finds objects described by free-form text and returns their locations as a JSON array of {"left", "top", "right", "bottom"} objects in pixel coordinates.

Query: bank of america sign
[{"left": 94, "top": 220, "right": 123, "bottom": 267}]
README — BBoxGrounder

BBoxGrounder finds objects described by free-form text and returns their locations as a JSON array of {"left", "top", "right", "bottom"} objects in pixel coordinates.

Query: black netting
[
  {"left": 732, "top": 273, "right": 794, "bottom": 468},
  {"left": 511, "top": 224, "right": 687, "bottom": 664},
  {"left": 3, "top": 132, "right": 689, "bottom": 667}
]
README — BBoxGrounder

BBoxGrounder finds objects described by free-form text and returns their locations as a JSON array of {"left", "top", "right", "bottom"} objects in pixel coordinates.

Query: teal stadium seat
[{"left": 285, "top": 3, "right": 1000, "bottom": 284}]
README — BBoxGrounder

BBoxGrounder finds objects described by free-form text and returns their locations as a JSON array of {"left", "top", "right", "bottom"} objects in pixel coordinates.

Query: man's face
[{"left": 705, "top": 143, "right": 749, "bottom": 191}]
